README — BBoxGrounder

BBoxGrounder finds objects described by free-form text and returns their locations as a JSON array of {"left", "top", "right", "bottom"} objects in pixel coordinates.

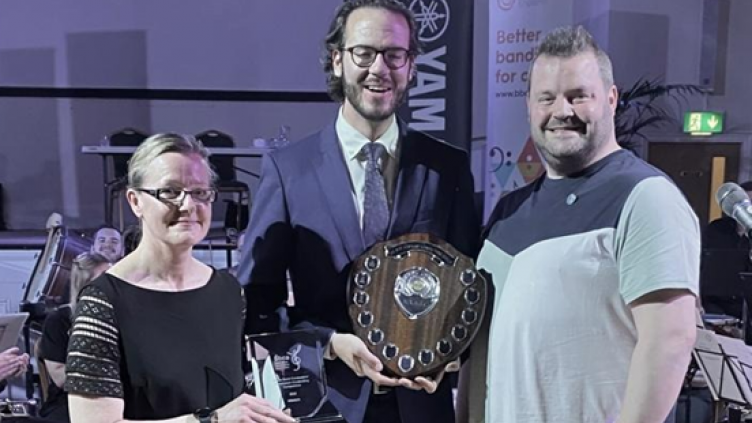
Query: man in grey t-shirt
[{"left": 457, "top": 26, "right": 699, "bottom": 423}]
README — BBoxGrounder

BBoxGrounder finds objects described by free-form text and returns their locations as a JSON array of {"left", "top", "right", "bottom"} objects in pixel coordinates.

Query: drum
[{"left": 22, "top": 225, "right": 91, "bottom": 305}]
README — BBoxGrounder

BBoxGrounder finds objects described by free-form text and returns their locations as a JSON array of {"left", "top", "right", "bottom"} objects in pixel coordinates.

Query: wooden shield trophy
[{"left": 347, "top": 233, "right": 487, "bottom": 378}]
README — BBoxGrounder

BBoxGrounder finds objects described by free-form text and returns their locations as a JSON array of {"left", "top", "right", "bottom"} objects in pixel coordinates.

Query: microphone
[{"left": 716, "top": 182, "right": 752, "bottom": 237}]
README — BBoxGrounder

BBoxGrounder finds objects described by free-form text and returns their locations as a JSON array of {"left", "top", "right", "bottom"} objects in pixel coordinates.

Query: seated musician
[
  {"left": 90, "top": 225, "right": 124, "bottom": 263},
  {"left": 38, "top": 252, "right": 112, "bottom": 422}
]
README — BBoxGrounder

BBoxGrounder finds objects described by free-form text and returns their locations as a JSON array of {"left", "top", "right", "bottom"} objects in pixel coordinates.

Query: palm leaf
[{"left": 615, "top": 77, "right": 705, "bottom": 151}]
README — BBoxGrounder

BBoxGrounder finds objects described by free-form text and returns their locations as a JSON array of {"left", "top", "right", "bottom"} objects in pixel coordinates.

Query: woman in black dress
[{"left": 65, "top": 133, "right": 294, "bottom": 423}]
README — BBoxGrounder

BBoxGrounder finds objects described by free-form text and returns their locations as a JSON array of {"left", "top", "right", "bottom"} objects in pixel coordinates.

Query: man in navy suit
[{"left": 238, "top": 1, "right": 479, "bottom": 422}]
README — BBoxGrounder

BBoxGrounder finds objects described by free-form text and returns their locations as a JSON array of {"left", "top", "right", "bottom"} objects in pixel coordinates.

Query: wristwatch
[{"left": 193, "top": 407, "right": 217, "bottom": 423}]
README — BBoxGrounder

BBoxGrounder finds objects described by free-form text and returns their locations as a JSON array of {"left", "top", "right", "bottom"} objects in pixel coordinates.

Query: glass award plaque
[{"left": 246, "top": 329, "right": 342, "bottom": 422}]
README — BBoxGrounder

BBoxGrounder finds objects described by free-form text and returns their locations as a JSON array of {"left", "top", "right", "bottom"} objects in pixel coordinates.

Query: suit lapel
[
  {"left": 314, "top": 123, "right": 365, "bottom": 261},
  {"left": 388, "top": 122, "right": 427, "bottom": 238}
]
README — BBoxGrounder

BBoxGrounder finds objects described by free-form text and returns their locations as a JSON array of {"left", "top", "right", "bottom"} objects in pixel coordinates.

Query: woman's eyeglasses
[{"left": 135, "top": 188, "right": 217, "bottom": 204}]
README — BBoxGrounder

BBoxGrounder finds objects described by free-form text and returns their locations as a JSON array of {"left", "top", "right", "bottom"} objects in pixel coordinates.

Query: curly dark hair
[{"left": 322, "top": 0, "right": 423, "bottom": 103}]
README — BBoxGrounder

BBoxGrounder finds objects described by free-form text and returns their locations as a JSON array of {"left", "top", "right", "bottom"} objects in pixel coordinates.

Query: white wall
[
  {"left": 609, "top": 0, "right": 704, "bottom": 85},
  {"left": 605, "top": 0, "right": 708, "bottom": 144},
  {"left": 0, "top": 1, "right": 343, "bottom": 229},
  {"left": 605, "top": 0, "right": 751, "bottom": 138},
  {"left": 0, "top": 0, "right": 342, "bottom": 91},
  {"left": 708, "top": 0, "right": 752, "bottom": 134}
]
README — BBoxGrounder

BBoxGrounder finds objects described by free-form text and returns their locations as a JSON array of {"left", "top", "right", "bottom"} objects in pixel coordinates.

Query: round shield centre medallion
[{"left": 394, "top": 267, "right": 441, "bottom": 319}]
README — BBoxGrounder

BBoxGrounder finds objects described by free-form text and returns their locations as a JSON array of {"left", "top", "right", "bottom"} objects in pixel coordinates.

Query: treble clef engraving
[{"left": 288, "top": 344, "right": 302, "bottom": 371}]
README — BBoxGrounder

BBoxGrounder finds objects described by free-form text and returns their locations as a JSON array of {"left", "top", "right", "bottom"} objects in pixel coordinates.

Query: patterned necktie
[{"left": 361, "top": 142, "right": 389, "bottom": 248}]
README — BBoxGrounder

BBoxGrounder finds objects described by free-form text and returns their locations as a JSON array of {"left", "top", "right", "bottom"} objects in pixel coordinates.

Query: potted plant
[{"left": 615, "top": 77, "right": 705, "bottom": 152}]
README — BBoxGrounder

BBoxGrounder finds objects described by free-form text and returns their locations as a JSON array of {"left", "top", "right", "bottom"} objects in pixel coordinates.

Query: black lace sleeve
[{"left": 64, "top": 284, "right": 123, "bottom": 398}]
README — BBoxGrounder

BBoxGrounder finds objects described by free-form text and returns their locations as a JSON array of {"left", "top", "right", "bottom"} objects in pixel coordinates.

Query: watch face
[{"left": 194, "top": 408, "right": 215, "bottom": 421}]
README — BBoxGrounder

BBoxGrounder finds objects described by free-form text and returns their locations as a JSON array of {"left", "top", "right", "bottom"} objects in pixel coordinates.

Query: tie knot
[{"left": 361, "top": 142, "right": 387, "bottom": 165}]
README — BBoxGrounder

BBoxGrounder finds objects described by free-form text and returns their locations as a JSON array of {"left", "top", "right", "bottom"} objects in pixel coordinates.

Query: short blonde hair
[
  {"left": 70, "top": 252, "right": 111, "bottom": 311},
  {"left": 127, "top": 133, "right": 218, "bottom": 188}
]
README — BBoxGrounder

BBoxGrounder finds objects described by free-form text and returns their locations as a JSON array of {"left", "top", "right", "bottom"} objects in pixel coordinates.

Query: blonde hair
[
  {"left": 70, "top": 252, "right": 111, "bottom": 312},
  {"left": 127, "top": 133, "right": 217, "bottom": 188}
]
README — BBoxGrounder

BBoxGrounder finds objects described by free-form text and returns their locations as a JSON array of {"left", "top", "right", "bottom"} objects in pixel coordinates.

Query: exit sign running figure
[{"left": 684, "top": 112, "right": 724, "bottom": 136}]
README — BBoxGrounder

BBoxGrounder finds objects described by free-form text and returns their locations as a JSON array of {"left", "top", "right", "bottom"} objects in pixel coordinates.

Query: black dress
[
  {"left": 39, "top": 306, "right": 72, "bottom": 422},
  {"left": 64, "top": 269, "right": 245, "bottom": 420}
]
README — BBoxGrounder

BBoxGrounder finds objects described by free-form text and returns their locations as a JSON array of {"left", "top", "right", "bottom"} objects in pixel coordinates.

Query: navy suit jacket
[{"left": 238, "top": 119, "right": 480, "bottom": 423}]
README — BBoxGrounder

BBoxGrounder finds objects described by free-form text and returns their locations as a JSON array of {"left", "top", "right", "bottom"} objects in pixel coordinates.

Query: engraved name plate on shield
[{"left": 347, "top": 233, "right": 488, "bottom": 378}]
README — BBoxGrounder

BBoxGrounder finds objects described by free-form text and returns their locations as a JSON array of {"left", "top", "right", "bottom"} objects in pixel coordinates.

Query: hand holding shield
[{"left": 347, "top": 233, "right": 487, "bottom": 378}]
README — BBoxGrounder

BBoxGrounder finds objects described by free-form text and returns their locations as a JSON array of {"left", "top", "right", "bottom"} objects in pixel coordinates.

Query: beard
[
  {"left": 96, "top": 248, "right": 120, "bottom": 262},
  {"left": 341, "top": 73, "right": 408, "bottom": 123},
  {"left": 532, "top": 112, "right": 614, "bottom": 176}
]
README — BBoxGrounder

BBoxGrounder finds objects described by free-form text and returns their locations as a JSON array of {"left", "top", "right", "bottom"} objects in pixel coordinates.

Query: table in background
[{"left": 80, "top": 145, "right": 271, "bottom": 226}]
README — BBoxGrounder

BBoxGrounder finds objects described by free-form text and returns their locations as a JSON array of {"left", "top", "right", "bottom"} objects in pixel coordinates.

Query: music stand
[
  {"left": 0, "top": 313, "right": 29, "bottom": 352},
  {"left": 694, "top": 328, "right": 752, "bottom": 422}
]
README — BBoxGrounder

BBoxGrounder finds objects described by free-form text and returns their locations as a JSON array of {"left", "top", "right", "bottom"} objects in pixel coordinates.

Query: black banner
[{"left": 397, "top": 0, "right": 474, "bottom": 152}]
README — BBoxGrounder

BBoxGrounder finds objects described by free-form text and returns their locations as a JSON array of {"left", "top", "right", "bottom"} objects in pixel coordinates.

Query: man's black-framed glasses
[
  {"left": 135, "top": 188, "right": 217, "bottom": 204},
  {"left": 343, "top": 46, "right": 412, "bottom": 70}
]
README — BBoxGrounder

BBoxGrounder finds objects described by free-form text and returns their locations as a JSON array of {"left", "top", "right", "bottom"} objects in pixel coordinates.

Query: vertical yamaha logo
[
  {"left": 408, "top": 0, "right": 450, "bottom": 42},
  {"left": 497, "top": 0, "right": 516, "bottom": 10}
]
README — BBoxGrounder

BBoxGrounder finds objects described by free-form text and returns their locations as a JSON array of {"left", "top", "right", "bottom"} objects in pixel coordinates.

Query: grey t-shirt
[{"left": 471, "top": 150, "right": 700, "bottom": 423}]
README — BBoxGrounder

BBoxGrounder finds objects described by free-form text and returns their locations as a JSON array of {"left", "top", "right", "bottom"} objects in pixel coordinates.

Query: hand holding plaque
[
  {"left": 347, "top": 233, "right": 487, "bottom": 378},
  {"left": 246, "top": 330, "right": 343, "bottom": 422}
]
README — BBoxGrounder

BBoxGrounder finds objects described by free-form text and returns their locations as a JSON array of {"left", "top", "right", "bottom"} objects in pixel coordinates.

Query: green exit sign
[{"left": 684, "top": 112, "right": 724, "bottom": 135}]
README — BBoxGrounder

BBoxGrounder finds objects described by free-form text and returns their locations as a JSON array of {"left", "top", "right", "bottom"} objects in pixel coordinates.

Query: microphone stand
[
  {"left": 21, "top": 312, "right": 34, "bottom": 400},
  {"left": 18, "top": 301, "right": 47, "bottom": 403}
]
